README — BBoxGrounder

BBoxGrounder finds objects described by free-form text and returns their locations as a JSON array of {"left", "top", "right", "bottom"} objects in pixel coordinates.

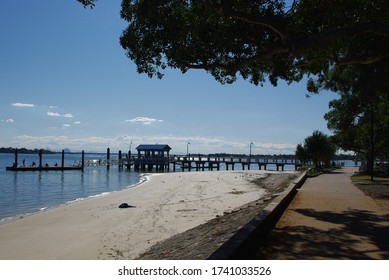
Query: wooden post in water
[
  {"left": 81, "top": 150, "right": 85, "bottom": 170},
  {"left": 125, "top": 149, "right": 131, "bottom": 170},
  {"left": 14, "top": 148, "right": 18, "bottom": 167},
  {"left": 61, "top": 149, "right": 65, "bottom": 169},
  {"left": 107, "top": 148, "right": 110, "bottom": 170},
  {"left": 39, "top": 149, "right": 43, "bottom": 168},
  {"left": 118, "top": 150, "right": 122, "bottom": 170}
]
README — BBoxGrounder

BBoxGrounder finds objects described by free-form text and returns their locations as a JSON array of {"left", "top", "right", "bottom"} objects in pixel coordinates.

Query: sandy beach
[{"left": 0, "top": 170, "right": 297, "bottom": 260}]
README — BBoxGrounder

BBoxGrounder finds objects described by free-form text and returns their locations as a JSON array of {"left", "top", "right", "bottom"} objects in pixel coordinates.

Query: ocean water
[{"left": 0, "top": 153, "right": 143, "bottom": 223}]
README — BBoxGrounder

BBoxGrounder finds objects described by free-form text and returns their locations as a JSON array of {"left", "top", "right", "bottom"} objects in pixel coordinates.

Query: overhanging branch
[
  {"left": 299, "top": 22, "right": 389, "bottom": 52},
  {"left": 338, "top": 55, "right": 389, "bottom": 66},
  {"left": 198, "top": 0, "right": 291, "bottom": 44},
  {"left": 180, "top": 47, "right": 289, "bottom": 75}
]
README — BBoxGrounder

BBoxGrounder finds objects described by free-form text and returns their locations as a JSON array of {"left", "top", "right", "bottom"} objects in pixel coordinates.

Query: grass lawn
[{"left": 351, "top": 175, "right": 389, "bottom": 183}]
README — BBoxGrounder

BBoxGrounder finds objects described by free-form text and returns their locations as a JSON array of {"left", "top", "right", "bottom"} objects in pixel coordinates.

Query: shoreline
[
  {"left": 0, "top": 170, "right": 297, "bottom": 260},
  {"left": 0, "top": 172, "right": 148, "bottom": 226}
]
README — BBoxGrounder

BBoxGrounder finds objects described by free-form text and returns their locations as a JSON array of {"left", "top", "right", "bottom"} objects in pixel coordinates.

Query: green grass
[
  {"left": 298, "top": 165, "right": 337, "bottom": 178},
  {"left": 351, "top": 175, "right": 389, "bottom": 183}
]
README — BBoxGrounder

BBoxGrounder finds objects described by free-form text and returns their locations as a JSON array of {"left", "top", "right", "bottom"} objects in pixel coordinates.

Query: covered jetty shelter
[{"left": 134, "top": 144, "right": 172, "bottom": 172}]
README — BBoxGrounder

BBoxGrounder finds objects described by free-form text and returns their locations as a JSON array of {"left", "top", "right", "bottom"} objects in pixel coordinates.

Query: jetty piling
[
  {"left": 118, "top": 150, "right": 123, "bottom": 170},
  {"left": 81, "top": 150, "right": 85, "bottom": 170},
  {"left": 39, "top": 150, "right": 43, "bottom": 168},
  {"left": 14, "top": 149, "right": 18, "bottom": 167},
  {"left": 61, "top": 149, "right": 65, "bottom": 168},
  {"left": 106, "top": 148, "right": 110, "bottom": 170}
]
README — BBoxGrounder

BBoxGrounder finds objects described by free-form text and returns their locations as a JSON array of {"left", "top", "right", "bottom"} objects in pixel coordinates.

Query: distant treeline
[{"left": 0, "top": 147, "right": 56, "bottom": 154}]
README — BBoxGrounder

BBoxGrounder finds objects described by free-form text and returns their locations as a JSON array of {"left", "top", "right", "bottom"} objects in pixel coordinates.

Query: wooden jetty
[
  {"left": 80, "top": 150, "right": 301, "bottom": 172},
  {"left": 6, "top": 165, "right": 83, "bottom": 171},
  {"left": 6, "top": 149, "right": 84, "bottom": 172},
  {"left": 112, "top": 144, "right": 300, "bottom": 172},
  {"left": 4, "top": 144, "right": 303, "bottom": 173},
  {"left": 170, "top": 155, "right": 302, "bottom": 172},
  {"left": 132, "top": 144, "right": 172, "bottom": 172},
  {"left": 63, "top": 145, "right": 303, "bottom": 173}
]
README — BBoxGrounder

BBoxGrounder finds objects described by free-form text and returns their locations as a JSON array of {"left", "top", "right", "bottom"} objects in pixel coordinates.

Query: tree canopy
[
  {"left": 78, "top": 0, "right": 389, "bottom": 88},
  {"left": 323, "top": 62, "right": 389, "bottom": 174},
  {"left": 325, "top": 91, "right": 389, "bottom": 153},
  {"left": 295, "top": 131, "right": 336, "bottom": 168}
]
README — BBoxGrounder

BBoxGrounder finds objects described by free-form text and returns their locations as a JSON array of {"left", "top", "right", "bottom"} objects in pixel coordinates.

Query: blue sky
[{"left": 0, "top": 0, "right": 337, "bottom": 155}]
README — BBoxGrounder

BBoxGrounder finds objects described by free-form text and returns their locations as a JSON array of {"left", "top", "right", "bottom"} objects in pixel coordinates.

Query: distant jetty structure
[
  {"left": 132, "top": 144, "right": 172, "bottom": 172},
  {"left": 167, "top": 155, "right": 301, "bottom": 172},
  {"left": 6, "top": 149, "right": 84, "bottom": 171},
  {"left": 5, "top": 144, "right": 302, "bottom": 172},
  {"left": 123, "top": 144, "right": 301, "bottom": 172}
]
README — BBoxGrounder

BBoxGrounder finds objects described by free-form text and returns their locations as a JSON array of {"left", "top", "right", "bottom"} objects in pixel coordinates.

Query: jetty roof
[{"left": 136, "top": 144, "right": 171, "bottom": 151}]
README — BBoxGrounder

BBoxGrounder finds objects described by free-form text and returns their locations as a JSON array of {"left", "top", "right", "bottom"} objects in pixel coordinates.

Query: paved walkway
[{"left": 258, "top": 167, "right": 389, "bottom": 259}]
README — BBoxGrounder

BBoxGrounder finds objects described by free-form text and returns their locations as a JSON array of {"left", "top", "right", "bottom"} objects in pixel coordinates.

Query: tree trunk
[{"left": 365, "top": 149, "right": 374, "bottom": 178}]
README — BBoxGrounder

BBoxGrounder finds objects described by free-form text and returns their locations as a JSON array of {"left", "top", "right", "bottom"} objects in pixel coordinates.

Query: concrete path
[{"left": 258, "top": 167, "right": 389, "bottom": 259}]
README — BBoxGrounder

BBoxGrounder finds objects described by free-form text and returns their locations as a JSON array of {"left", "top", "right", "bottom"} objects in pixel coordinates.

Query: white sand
[{"left": 0, "top": 170, "right": 286, "bottom": 260}]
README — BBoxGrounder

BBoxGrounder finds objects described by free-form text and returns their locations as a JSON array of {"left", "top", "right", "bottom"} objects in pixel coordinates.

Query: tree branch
[
  {"left": 338, "top": 55, "right": 389, "bottom": 66},
  {"left": 180, "top": 47, "right": 289, "bottom": 75},
  {"left": 199, "top": 0, "right": 290, "bottom": 44},
  {"left": 227, "top": 10, "right": 290, "bottom": 44},
  {"left": 299, "top": 21, "right": 389, "bottom": 52}
]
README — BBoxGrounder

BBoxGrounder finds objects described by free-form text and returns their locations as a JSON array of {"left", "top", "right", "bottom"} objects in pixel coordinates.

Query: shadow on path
[{"left": 257, "top": 208, "right": 389, "bottom": 259}]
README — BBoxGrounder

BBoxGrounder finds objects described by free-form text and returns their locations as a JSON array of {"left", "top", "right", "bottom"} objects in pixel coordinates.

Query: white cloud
[
  {"left": 126, "top": 117, "right": 163, "bottom": 125},
  {"left": 62, "top": 124, "right": 71, "bottom": 128},
  {"left": 47, "top": 111, "right": 74, "bottom": 118},
  {"left": 6, "top": 119, "right": 14, "bottom": 123},
  {"left": 250, "top": 142, "right": 296, "bottom": 155},
  {"left": 11, "top": 135, "right": 119, "bottom": 152},
  {"left": 47, "top": 111, "right": 61, "bottom": 117},
  {"left": 74, "top": 121, "right": 81, "bottom": 125},
  {"left": 11, "top": 103, "right": 35, "bottom": 107}
]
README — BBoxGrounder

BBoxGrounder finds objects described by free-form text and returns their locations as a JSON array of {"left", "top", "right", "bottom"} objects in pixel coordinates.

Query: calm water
[{"left": 0, "top": 153, "right": 143, "bottom": 223}]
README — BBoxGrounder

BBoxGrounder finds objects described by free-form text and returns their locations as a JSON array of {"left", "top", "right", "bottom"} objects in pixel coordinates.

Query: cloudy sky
[{"left": 0, "top": 0, "right": 337, "bottom": 155}]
